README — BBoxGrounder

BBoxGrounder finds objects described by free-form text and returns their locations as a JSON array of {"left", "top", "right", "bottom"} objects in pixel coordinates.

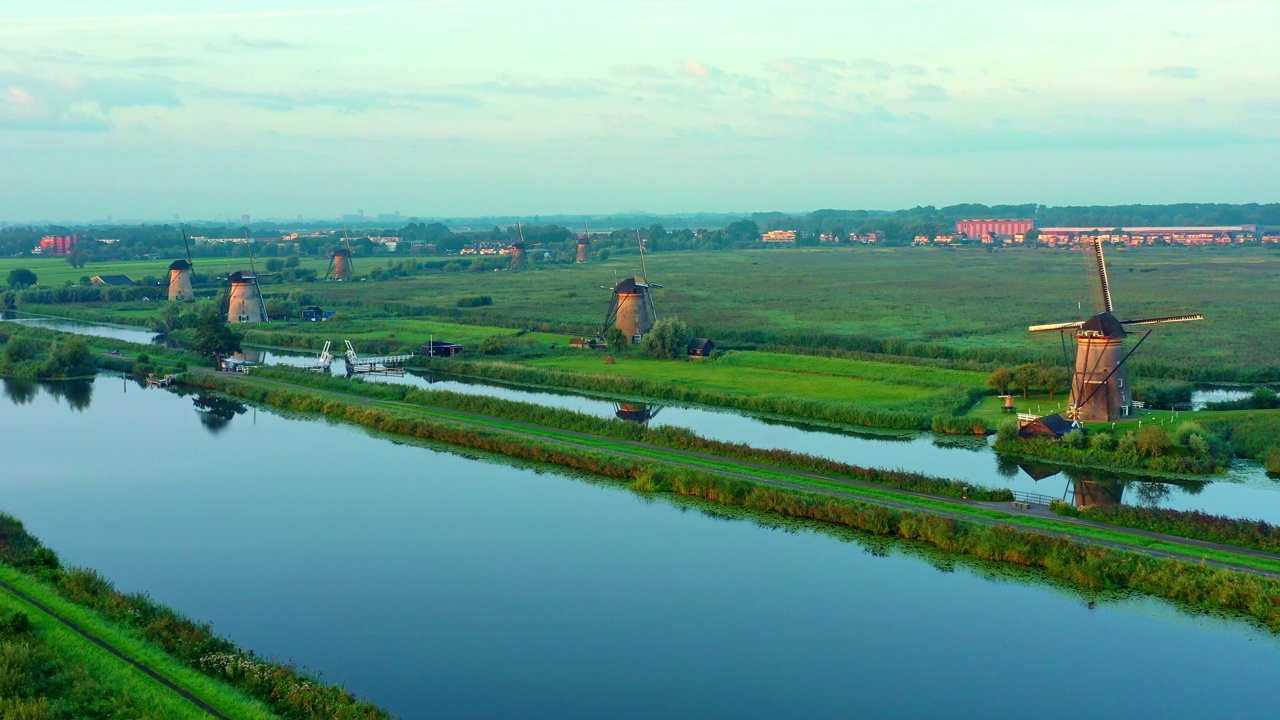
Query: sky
[{"left": 1, "top": 0, "right": 1278, "bottom": 222}]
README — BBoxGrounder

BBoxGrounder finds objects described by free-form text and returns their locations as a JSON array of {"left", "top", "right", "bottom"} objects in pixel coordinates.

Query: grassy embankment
[
  {"left": 423, "top": 350, "right": 991, "bottom": 433},
  {"left": 0, "top": 513, "right": 391, "bottom": 719},
  {"left": 185, "top": 367, "right": 1280, "bottom": 571},
  {"left": 0, "top": 567, "right": 278, "bottom": 720},
  {"left": 200, "top": 367, "right": 1280, "bottom": 563},
  {"left": 181, "top": 368, "right": 1280, "bottom": 632}
]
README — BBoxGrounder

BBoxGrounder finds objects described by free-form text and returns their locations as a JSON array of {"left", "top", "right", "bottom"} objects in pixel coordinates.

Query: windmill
[
  {"left": 221, "top": 238, "right": 269, "bottom": 324},
  {"left": 508, "top": 222, "right": 539, "bottom": 270},
  {"left": 599, "top": 231, "right": 662, "bottom": 343},
  {"left": 1028, "top": 237, "right": 1203, "bottom": 422},
  {"left": 577, "top": 222, "right": 590, "bottom": 264},
  {"left": 167, "top": 227, "right": 195, "bottom": 301},
  {"left": 325, "top": 227, "right": 356, "bottom": 281}
]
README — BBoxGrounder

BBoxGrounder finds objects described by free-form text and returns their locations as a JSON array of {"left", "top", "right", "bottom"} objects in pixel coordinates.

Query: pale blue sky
[{"left": 2, "top": 0, "right": 1277, "bottom": 221}]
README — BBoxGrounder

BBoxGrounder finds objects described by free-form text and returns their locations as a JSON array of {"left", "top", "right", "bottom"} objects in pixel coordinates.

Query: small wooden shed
[{"left": 687, "top": 337, "right": 715, "bottom": 358}]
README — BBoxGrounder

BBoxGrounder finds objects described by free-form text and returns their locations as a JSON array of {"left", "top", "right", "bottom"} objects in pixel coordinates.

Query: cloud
[
  {"left": 205, "top": 35, "right": 306, "bottom": 53},
  {"left": 197, "top": 85, "right": 485, "bottom": 114},
  {"left": 464, "top": 77, "right": 610, "bottom": 100},
  {"left": 1150, "top": 65, "right": 1198, "bottom": 80},
  {"left": 0, "top": 72, "right": 179, "bottom": 131},
  {"left": 0, "top": 47, "right": 197, "bottom": 69},
  {"left": 613, "top": 64, "right": 669, "bottom": 79},
  {"left": 906, "top": 83, "right": 949, "bottom": 102},
  {"left": 677, "top": 60, "right": 769, "bottom": 96}
]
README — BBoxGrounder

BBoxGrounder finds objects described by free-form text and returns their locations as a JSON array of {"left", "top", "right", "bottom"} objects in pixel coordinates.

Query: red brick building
[{"left": 956, "top": 219, "right": 1034, "bottom": 239}]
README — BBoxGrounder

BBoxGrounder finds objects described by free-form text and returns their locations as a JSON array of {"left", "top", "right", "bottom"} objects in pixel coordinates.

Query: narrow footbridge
[{"left": 344, "top": 340, "right": 413, "bottom": 375}]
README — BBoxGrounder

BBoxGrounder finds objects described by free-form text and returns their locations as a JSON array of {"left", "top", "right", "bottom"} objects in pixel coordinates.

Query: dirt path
[
  {"left": 0, "top": 577, "right": 232, "bottom": 719},
  {"left": 203, "top": 370, "right": 1280, "bottom": 578}
]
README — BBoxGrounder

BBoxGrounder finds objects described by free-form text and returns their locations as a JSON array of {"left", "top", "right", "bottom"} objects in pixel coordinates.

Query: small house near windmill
[
  {"left": 687, "top": 337, "right": 715, "bottom": 358},
  {"left": 92, "top": 274, "right": 135, "bottom": 286},
  {"left": 421, "top": 340, "right": 463, "bottom": 357},
  {"left": 1016, "top": 413, "right": 1079, "bottom": 439},
  {"left": 300, "top": 306, "right": 333, "bottom": 322}
]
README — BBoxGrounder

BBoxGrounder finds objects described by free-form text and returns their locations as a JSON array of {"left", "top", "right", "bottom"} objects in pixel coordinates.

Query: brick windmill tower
[
  {"left": 577, "top": 222, "right": 590, "bottom": 264},
  {"left": 507, "top": 222, "right": 539, "bottom": 270},
  {"left": 167, "top": 228, "right": 195, "bottom": 301},
  {"left": 1028, "top": 238, "right": 1203, "bottom": 422},
  {"left": 325, "top": 227, "right": 356, "bottom": 281}
]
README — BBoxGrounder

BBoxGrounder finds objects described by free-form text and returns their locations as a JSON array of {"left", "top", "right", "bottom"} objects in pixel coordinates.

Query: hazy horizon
[{"left": 4, "top": 1, "right": 1278, "bottom": 222}]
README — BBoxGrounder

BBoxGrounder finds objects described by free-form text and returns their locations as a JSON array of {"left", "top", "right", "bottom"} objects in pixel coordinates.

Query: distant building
[
  {"left": 956, "top": 219, "right": 1035, "bottom": 240},
  {"left": 1037, "top": 225, "right": 1258, "bottom": 247},
  {"left": 37, "top": 234, "right": 78, "bottom": 256},
  {"left": 761, "top": 230, "right": 797, "bottom": 243}
]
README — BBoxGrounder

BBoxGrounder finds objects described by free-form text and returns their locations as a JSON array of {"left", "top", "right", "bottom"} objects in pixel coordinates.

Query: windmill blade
[
  {"left": 1029, "top": 320, "right": 1084, "bottom": 333},
  {"left": 324, "top": 256, "right": 335, "bottom": 281},
  {"left": 1082, "top": 237, "right": 1114, "bottom": 314},
  {"left": 1120, "top": 313, "right": 1205, "bottom": 326},
  {"left": 342, "top": 225, "right": 354, "bottom": 254},
  {"left": 636, "top": 230, "right": 651, "bottom": 284},
  {"left": 181, "top": 227, "right": 193, "bottom": 268},
  {"left": 246, "top": 234, "right": 259, "bottom": 277},
  {"left": 599, "top": 293, "right": 621, "bottom": 337},
  {"left": 517, "top": 221, "right": 525, "bottom": 244}
]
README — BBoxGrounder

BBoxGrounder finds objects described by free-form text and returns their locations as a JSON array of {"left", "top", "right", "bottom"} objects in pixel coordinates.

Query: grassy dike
[
  {"left": 184, "top": 369, "right": 1280, "bottom": 632},
  {"left": 0, "top": 566, "right": 278, "bottom": 720},
  {"left": 0, "top": 514, "right": 394, "bottom": 720},
  {"left": 415, "top": 356, "right": 989, "bottom": 434}
]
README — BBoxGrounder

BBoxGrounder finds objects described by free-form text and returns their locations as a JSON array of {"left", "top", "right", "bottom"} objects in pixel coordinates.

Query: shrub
[
  {"left": 1061, "top": 429, "right": 1088, "bottom": 449},
  {"left": 996, "top": 420, "right": 1019, "bottom": 443},
  {"left": 1135, "top": 425, "right": 1173, "bottom": 457}
]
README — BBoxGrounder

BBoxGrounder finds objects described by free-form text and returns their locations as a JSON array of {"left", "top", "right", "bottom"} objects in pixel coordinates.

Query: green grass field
[
  {"left": 215, "top": 244, "right": 1280, "bottom": 374},
  {"left": 527, "top": 351, "right": 982, "bottom": 409}
]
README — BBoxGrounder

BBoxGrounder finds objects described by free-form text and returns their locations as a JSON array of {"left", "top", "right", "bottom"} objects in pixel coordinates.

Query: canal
[{"left": 1, "top": 377, "right": 1279, "bottom": 718}]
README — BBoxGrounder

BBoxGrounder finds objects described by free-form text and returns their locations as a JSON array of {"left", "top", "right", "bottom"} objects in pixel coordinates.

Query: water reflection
[
  {"left": 614, "top": 401, "right": 662, "bottom": 424},
  {"left": 2, "top": 377, "right": 38, "bottom": 405},
  {"left": 1, "top": 378, "right": 93, "bottom": 411},
  {"left": 191, "top": 393, "right": 248, "bottom": 434}
]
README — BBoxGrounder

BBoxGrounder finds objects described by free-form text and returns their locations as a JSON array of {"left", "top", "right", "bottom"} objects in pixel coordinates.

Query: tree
[
  {"left": 987, "top": 368, "right": 1012, "bottom": 395},
  {"left": 1038, "top": 366, "right": 1070, "bottom": 400},
  {"left": 604, "top": 327, "right": 628, "bottom": 353},
  {"left": 1011, "top": 363, "right": 1040, "bottom": 398},
  {"left": 6, "top": 268, "right": 37, "bottom": 289},
  {"left": 191, "top": 311, "right": 242, "bottom": 368},
  {"left": 65, "top": 249, "right": 88, "bottom": 268},
  {"left": 641, "top": 316, "right": 691, "bottom": 359},
  {"left": 43, "top": 336, "right": 94, "bottom": 378}
]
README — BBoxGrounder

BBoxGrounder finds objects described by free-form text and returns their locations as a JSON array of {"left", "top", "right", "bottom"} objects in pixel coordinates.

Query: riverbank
[{"left": 0, "top": 513, "right": 394, "bottom": 719}]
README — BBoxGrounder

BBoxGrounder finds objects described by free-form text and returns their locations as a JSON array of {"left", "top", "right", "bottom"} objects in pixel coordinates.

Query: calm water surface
[{"left": 1, "top": 378, "right": 1279, "bottom": 718}]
